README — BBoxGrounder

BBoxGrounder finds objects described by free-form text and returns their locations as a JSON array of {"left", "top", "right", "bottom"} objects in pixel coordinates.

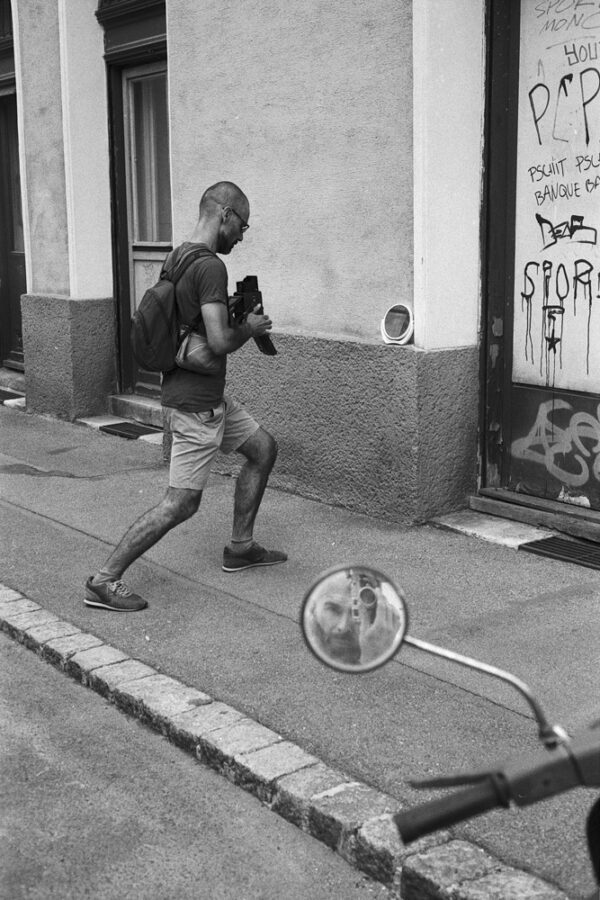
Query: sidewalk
[{"left": 1, "top": 401, "right": 599, "bottom": 898}]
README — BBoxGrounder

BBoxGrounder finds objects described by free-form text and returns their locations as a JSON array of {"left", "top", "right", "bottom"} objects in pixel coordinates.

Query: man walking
[{"left": 85, "top": 181, "right": 286, "bottom": 612}]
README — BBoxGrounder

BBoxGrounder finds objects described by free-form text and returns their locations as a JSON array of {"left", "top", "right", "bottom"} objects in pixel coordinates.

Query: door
[
  {"left": 0, "top": 92, "right": 25, "bottom": 370},
  {"left": 484, "top": 0, "right": 600, "bottom": 512},
  {"left": 113, "top": 61, "right": 172, "bottom": 394}
]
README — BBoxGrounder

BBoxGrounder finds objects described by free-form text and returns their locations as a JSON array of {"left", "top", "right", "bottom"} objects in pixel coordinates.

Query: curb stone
[
  {"left": 41, "top": 631, "right": 105, "bottom": 666},
  {"left": 401, "top": 840, "right": 568, "bottom": 899},
  {"left": 0, "top": 584, "right": 571, "bottom": 900}
]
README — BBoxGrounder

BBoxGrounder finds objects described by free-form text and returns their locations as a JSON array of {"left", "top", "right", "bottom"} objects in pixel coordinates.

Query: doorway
[
  {"left": 0, "top": 92, "right": 25, "bottom": 371},
  {"left": 110, "top": 60, "right": 172, "bottom": 395},
  {"left": 483, "top": 0, "right": 600, "bottom": 514}
]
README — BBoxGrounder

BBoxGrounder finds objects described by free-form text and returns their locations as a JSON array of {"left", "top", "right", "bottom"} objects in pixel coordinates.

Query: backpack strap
[
  {"left": 161, "top": 245, "right": 208, "bottom": 285},
  {"left": 162, "top": 246, "right": 210, "bottom": 335}
]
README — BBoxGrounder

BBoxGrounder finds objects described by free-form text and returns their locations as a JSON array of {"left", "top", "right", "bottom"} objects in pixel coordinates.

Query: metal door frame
[
  {"left": 481, "top": 0, "right": 600, "bottom": 521},
  {"left": 481, "top": 0, "right": 521, "bottom": 493},
  {"left": 0, "top": 89, "right": 25, "bottom": 370}
]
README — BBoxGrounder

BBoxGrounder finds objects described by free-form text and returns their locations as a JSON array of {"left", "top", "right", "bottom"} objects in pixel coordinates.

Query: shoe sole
[
  {"left": 84, "top": 596, "right": 147, "bottom": 612},
  {"left": 222, "top": 558, "right": 287, "bottom": 572}
]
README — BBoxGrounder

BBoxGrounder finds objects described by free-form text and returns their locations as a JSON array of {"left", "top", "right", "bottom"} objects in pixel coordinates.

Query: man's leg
[
  {"left": 231, "top": 427, "right": 277, "bottom": 543},
  {"left": 102, "top": 487, "right": 202, "bottom": 576},
  {"left": 85, "top": 487, "right": 202, "bottom": 610},
  {"left": 222, "top": 427, "right": 287, "bottom": 571}
]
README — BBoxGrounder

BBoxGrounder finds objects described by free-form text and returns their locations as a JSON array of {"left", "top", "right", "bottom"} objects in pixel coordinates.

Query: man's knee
[
  {"left": 164, "top": 487, "right": 202, "bottom": 523},
  {"left": 262, "top": 430, "right": 278, "bottom": 467},
  {"left": 240, "top": 427, "right": 278, "bottom": 470}
]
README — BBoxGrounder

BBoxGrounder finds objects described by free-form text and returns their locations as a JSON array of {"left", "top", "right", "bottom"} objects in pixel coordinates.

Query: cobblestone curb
[{"left": 0, "top": 585, "right": 570, "bottom": 899}]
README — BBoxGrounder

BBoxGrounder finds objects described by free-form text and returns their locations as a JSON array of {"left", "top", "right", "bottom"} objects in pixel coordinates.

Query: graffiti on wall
[
  {"left": 509, "top": 3, "right": 600, "bottom": 501},
  {"left": 511, "top": 397, "right": 600, "bottom": 489},
  {"left": 519, "top": 215, "right": 598, "bottom": 379},
  {"left": 516, "top": 50, "right": 600, "bottom": 386}
]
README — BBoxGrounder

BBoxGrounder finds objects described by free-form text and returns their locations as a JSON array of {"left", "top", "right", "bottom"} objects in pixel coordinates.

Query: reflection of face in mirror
[
  {"left": 310, "top": 572, "right": 362, "bottom": 664},
  {"left": 302, "top": 567, "right": 408, "bottom": 672}
]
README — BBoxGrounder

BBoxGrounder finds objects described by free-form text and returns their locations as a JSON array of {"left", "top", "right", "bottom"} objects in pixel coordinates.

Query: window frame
[{"left": 122, "top": 62, "right": 172, "bottom": 248}]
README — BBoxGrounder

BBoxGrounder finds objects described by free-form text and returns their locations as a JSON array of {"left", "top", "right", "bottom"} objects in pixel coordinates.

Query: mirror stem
[{"left": 403, "top": 636, "right": 568, "bottom": 749}]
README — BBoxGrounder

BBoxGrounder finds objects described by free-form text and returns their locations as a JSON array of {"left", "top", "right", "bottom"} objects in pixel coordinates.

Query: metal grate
[
  {"left": 99, "top": 421, "right": 162, "bottom": 440},
  {"left": 520, "top": 536, "right": 600, "bottom": 571}
]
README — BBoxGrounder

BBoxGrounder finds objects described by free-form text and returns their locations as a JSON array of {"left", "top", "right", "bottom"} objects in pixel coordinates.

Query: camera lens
[{"left": 359, "top": 586, "right": 377, "bottom": 609}]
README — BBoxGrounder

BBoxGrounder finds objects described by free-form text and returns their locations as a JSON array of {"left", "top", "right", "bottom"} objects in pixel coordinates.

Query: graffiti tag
[
  {"left": 519, "top": 251, "right": 599, "bottom": 379},
  {"left": 535, "top": 212, "right": 597, "bottom": 248},
  {"left": 511, "top": 398, "right": 600, "bottom": 487}
]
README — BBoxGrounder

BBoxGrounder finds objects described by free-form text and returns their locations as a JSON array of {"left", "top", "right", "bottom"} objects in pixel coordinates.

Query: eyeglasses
[{"left": 227, "top": 206, "right": 250, "bottom": 232}]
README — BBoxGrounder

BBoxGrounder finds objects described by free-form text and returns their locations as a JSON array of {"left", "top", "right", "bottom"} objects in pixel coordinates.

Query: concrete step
[
  {"left": 0, "top": 367, "right": 27, "bottom": 408},
  {"left": 0, "top": 367, "right": 26, "bottom": 394},
  {"left": 470, "top": 491, "right": 600, "bottom": 544},
  {"left": 108, "top": 393, "right": 163, "bottom": 429}
]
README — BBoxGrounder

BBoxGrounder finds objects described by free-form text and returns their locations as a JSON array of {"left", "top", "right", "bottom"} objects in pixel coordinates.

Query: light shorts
[{"left": 166, "top": 394, "right": 259, "bottom": 491}]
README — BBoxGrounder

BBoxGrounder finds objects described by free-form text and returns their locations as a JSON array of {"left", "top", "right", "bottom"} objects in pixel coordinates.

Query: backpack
[{"left": 130, "top": 246, "right": 207, "bottom": 372}]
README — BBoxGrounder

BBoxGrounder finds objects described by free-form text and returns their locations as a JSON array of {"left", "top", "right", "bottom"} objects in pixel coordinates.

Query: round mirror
[
  {"left": 381, "top": 304, "right": 414, "bottom": 345},
  {"left": 301, "top": 565, "right": 409, "bottom": 673}
]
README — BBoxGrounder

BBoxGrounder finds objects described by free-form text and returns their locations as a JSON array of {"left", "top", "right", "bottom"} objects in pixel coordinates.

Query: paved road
[{"left": 0, "top": 632, "right": 390, "bottom": 900}]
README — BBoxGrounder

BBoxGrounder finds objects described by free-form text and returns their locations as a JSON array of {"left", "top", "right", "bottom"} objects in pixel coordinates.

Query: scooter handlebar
[
  {"left": 394, "top": 777, "right": 507, "bottom": 844},
  {"left": 394, "top": 730, "right": 600, "bottom": 845}
]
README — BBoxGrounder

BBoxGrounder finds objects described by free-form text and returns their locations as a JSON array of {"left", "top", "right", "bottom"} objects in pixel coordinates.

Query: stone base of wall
[
  {"left": 21, "top": 294, "right": 117, "bottom": 421},
  {"left": 214, "top": 334, "right": 479, "bottom": 525}
]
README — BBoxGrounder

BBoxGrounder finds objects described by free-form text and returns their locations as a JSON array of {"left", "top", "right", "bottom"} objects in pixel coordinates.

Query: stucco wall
[
  {"left": 57, "top": 0, "right": 113, "bottom": 298},
  {"left": 215, "top": 336, "right": 479, "bottom": 523},
  {"left": 414, "top": 346, "right": 480, "bottom": 522},
  {"left": 164, "top": 0, "right": 484, "bottom": 523},
  {"left": 12, "top": 0, "right": 69, "bottom": 295},
  {"left": 12, "top": 0, "right": 117, "bottom": 420},
  {"left": 412, "top": 0, "right": 486, "bottom": 351},
  {"left": 21, "top": 294, "right": 117, "bottom": 420},
  {"left": 168, "top": 0, "right": 413, "bottom": 345}
]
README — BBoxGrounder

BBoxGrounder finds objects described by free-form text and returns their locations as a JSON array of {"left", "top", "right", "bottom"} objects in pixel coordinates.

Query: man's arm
[{"left": 202, "top": 301, "right": 273, "bottom": 356}]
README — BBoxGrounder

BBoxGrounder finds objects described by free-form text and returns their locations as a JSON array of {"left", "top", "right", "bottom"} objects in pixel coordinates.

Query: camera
[
  {"left": 229, "top": 276, "right": 277, "bottom": 356},
  {"left": 358, "top": 575, "right": 378, "bottom": 624}
]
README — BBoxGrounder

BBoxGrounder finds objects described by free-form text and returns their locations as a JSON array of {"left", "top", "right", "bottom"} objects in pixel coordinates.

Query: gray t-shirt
[{"left": 161, "top": 243, "right": 228, "bottom": 412}]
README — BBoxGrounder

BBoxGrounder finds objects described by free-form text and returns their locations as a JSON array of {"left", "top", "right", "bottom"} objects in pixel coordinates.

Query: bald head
[
  {"left": 199, "top": 181, "right": 248, "bottom": 219},
  {"left": 190, "top": 181, "right": 250, "bottom": 254}
]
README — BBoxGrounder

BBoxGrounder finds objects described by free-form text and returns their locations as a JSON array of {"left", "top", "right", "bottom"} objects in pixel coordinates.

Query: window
[{"left": 125, "top": 66, "right": 171, "bottom": 245}]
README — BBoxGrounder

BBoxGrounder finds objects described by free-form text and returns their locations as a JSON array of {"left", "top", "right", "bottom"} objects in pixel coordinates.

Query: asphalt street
[
  {"left": 1, "top": 631, "right": 391, "bottom": 900},
  {"left": 1, "top": 404, "right": 599, "bottom": 897}
]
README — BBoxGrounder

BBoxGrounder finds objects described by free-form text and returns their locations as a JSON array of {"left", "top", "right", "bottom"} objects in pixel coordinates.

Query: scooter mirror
[{"left": 301, "top": 565, "right": 409, "bottom": 673}]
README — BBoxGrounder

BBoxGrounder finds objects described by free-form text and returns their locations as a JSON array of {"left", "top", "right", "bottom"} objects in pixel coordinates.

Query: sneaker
[
  {"left": 84, "top": 577, "right": 148, "bottom": 612},
  {"left": 222, "top": 542, "right": 288, "bottom": 572}
]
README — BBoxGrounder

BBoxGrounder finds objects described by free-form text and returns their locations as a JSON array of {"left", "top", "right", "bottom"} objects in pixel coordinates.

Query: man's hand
[
  {"left": 359, "top": 595, "right": 401, "bottom": 664},
  {"left": 246, "top": 304, "right": 272, "bottom": 338},
  {"left": 203, "top": 301, "right": 268, "bottom": 355}
]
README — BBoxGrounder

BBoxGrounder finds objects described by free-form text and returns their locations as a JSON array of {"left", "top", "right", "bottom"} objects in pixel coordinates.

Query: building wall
[
  {"left": 216, "top": 336, "right": 479, "bottom": 524},
  {"left": 167, "top": 0, "right": 485, "bottom": 521},
  {"left": 10, "top": 0, "right": 487, "bottom": 521},
  {"left": 413, "top": 0, "right": 486, "bottom": 351},
  {"left": 12, "top": 0, "right": 116, "bottom": 419},
  {"left": 12, "top": 0, "right": 69, "bottom": 294},
  {"left": 167, "top": 0, "right": 413, "bottom": 343}
]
